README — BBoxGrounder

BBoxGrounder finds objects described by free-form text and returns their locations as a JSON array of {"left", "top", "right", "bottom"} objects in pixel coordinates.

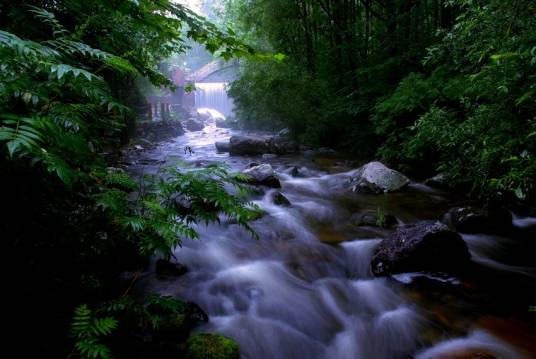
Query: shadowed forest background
[{"left": 1, "top": 0, "right": 535, "bottom": 358}]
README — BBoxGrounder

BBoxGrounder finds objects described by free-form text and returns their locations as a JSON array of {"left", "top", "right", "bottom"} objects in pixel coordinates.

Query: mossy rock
[{"left": 185, "top": 333, "right": 240, "bottom": 359}]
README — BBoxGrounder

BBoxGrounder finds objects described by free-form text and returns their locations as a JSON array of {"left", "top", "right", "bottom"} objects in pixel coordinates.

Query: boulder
[
  {"left": 155, "top": 259, "right": 188, "bottom": 277},
  {"left": 185, "top": 333, "right": 240, "bottom": 359},
  {"left": 443, "top": 207, "right": 512, "bottom": 234},
  {"left": 271, "top": 192, "right": 291, "bottom": 206},
  {"left": 137, "top": 121, "right": 185, "bottom": 142},
  {"left": 350, "top": 212, "right": 397, "bottom": 228},
  {"left": 215, "top": 141, "right": 230, "bottom": 153},
  {"left": 424, "top": 173, "right": 448, "bottom": 188},
  {"left": 370, "top": 221, "right": 471, "bottom": 276},
  {"left": 270, "top": 135, "right": 299, "bottom": 154},
  {"left": 242, "top": 164, "right": 281, "bottom": 188},
  {"left": 185, "top": 118, "right": 205, "bottom": 131},
  {"left": 229, "top": 135, "right": 270, "bottom": 155},
  {"left": 350, "top": 162, "right": 410, "bottom": 194},
  {"left": 215, "top": 118, "right": 231, "bottom": 128},
  {"left": 290, "top": 166, "right": 301, "bottom": 177}
]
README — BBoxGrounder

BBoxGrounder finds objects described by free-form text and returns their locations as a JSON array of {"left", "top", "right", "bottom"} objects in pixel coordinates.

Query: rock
[
  {"left": 443, "top": 207, "right": 512, "bottom": 234},
  {"left": 196, "top": 108, "right": 214, "bottom": 123},
  {"left": 215, "top": 141, "right": 230, "bottom": 153},
  {"left": 242, "top": 164, "right": 281, "bottom": 188},
  {"left": 183, "top": 302, "right": 209, "bottom": 325},
  {"left": 278, "top": 128, "right": 291, "bottom": 137},
  {"left": 137, "top": 121, "right": 184, "bottom": 142},
  {"left": 215, "top": 118, "right": 231, "bottom": 128},
  {"left": 370, "top": 221, "right": 471, "bottom": 276},
  {"left": 269, "top": 135, "right": 299, "bottom": 155},
  {"left": 350, "top": 161, "right": 410, "bottom": 194},
  {"left": 290, "top": 166, "right": 301, "bottom": 177},
  {"left": 350, "top": 212, "right": 397, "bottom": 228},
  {"left": 430, "top": 351, "right": 497, "bottom": 359},
  {"left": 184, "top": 118, "right": 205, "bottom": 131},
  {"left": 185, "top": 333, "right": 240, "bottom": 359},
  {"left": 229, "top": 135, "right": 270, "bottom": 155},
  {"left": 424, "top": 173, "right": 448, "bottom": 188},
  {"left": 155, "top": 259, "right": 188, "bottom": 277},
  {"left": 271, "top": 192, "right": 291, "bottom": 206},
  {"left": 262, "top": 153, "right": 278, "bottom": 160}
]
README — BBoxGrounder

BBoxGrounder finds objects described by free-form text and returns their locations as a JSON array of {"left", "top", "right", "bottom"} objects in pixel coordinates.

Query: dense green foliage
[
  {"left": 1, "top": 1, "right": 256, "bottom": 357},
  {"left": 227, "top": 0, "right": 536, "bottom": 202}
]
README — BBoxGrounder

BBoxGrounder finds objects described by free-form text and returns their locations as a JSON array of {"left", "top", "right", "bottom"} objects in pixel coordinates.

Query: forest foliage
[
  {"left": 226, "top": 0, "right": 536, "bottom": 203},
  {"left": 1, "top": 1, "right": 257, "bottom": 357}
]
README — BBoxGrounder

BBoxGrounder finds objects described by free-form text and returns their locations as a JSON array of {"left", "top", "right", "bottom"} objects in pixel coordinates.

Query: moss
[{"left": 185, "top": 333, "right": 240, "bottom": 359}]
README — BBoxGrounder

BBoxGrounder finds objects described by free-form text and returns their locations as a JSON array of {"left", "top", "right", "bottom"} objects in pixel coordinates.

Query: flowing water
[
  {"left": 194, "top": 83, "right": 234, "bottom": 118},
  {"left": 126, "top": 122, "right": 536, "bottom": 359}
]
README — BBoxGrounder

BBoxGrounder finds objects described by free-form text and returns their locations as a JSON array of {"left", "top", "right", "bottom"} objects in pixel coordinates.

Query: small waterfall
[{"left": 194, "top": 82, "right": 234, "bottom": 117}]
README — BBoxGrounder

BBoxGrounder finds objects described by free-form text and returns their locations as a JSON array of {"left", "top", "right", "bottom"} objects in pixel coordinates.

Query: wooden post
[
  {"left": 147, "top": 102, "right": 152, "bottom": 121},
  {"left": 161, "top": 102, "right": 166, "bottom": 121}
]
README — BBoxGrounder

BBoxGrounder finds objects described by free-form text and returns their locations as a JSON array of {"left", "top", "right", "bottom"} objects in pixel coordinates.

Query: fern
[{"left": 70, "top": 305, "right": 117, "bottom": 359}]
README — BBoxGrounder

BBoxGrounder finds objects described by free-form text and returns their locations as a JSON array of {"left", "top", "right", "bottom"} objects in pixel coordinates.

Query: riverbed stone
[
  {"left": 229, "top": 135, "right": 271, "bottom": 155},
  {"left": 271, "top": 191, "right": 291, "bottom": 206},
  {"left": 424, "top": 173, "right": 448, "bottom": 188},
  {"left": 443, "top": 206, "right": 512, "bottom": 234},
  {"left": 350, "top": 212, "right": 397, "bottom": 228},
  {"left": 184, "top": 118, "right": 205, "bottom": 131},
  {"left": 215, "top": 141, "right": 230, "bottom": 153},
  {"left": 185, "top": 333, "right": 240, "bottom": 359},
  {"left": 350, "top": 161, "right": 410, "bottom": 194},
  {"left": 371, "top": 221, "right": 471, "bottom": 276},
  {"left": 242, "top": 164, "right": 281, "bottom": 187},
  {"left": 215, "top": 118, "right": 231, "bottom": 128}
]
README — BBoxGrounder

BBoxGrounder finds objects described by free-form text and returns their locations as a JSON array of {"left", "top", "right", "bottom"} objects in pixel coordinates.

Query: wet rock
[
  {"left": 262, "top": 153, "right": 278, "bottom": 160},
  {"left": 215, "top": 118, "right": 231, "bottom": 128},
  {"left": 185, "top": 333, "right": 240, "bottom": 359},
  {"left": 430, "top": 351, "right": 497, "bottom": 359},
  {"left": 136, "top": 121, "right": 184, "bottom": 142},
  {"left": 443, "top": 207, "right": 512, "bottom": 234},
  {"left": 155, "top": 259, "right": 188, "bottom": 277},
  {"left": 271, "top": 191, "right": 291, "bottom": 206},
  {"left": 197, "top": 110, "right": 212, "bottom": 123},
  {"left": 424, "top": 173, "right": 448, "bottom": 188},
  {"left": 371, "top": 221, "right": 471, "bottom": 276},
  {"left": 278, "top": 128, "right": 291, "bottom": 137},
  {"left": 350, "top": 212, "right": 397, "bottom": 228},
  {"left": 269, "top": 135, "right": 298, "bottom": 155},
  {"left": 183, "top": 302, "right": 209, "bottom": 325},
  {"left": 242, "top": 164, "right": 281, "bottom": 188},
  {"left": 290, "top": 166, "right": 301, "bottom": 177},
  {"left": 184, "top": 118, "right": 205, "bottom": 132},
  {"left": 350, "top": 161, "right": 410, "bottom": 194},
  {"left": 215, "top": 141, "right": 230, "bottom": 153},
  {"left": 229, "top": 135, "right": 271, "bottom": 155}
]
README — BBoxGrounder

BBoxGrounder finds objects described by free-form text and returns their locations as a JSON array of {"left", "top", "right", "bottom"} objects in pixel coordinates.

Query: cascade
[{"left": 194, "top": 82, "right": 234, "bottom": 117}]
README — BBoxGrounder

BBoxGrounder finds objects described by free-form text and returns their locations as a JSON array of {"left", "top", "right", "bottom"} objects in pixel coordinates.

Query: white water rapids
[{"left": 127, "top": 124, "right": 534, "bottom": 359}]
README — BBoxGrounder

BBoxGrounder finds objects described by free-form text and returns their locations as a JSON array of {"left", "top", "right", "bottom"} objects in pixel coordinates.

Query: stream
[{"left": 126, "top": 122, "right": 536, "bottom": 359}]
